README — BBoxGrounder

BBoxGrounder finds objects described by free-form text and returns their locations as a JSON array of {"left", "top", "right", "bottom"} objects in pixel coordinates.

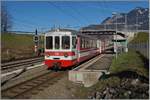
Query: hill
[{"left": 81, "top": 7, "right": 149, "bottom": 31}]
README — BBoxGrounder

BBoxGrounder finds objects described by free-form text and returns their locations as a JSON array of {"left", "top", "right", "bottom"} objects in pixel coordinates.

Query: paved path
[
  {"left": 86, "top": 54, "right": 114, "bottom": 70},
  {"left": 85, "top": 45, "right": 114, "bottom": 71}
]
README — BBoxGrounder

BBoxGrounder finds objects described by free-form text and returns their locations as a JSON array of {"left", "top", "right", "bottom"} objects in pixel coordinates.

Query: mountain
[{"left": 81, "top": 7, "right": 149, "bottom": 31}]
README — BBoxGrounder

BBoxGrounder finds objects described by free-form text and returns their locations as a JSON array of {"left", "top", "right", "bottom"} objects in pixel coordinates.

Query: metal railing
[{"left": 128, "top": 42, "right": 149, "bottom": 58}]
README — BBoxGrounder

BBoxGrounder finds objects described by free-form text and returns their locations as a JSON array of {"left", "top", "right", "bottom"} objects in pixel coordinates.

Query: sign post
[{"left": 33, "top": 29, "right": 39, "bottom": 54}]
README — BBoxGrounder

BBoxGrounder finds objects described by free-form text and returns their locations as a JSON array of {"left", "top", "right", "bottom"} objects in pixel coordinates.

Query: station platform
[
  {"left": 69, "top": 53, "right": 114, "bottom": 87},
  {"left": 85, "top": 54, "right": 113, "bottom": 70}
]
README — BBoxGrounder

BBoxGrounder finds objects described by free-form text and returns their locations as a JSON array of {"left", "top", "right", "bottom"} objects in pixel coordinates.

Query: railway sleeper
[{"left": 18, "top": 86, "right": 31, "bottom": 90}]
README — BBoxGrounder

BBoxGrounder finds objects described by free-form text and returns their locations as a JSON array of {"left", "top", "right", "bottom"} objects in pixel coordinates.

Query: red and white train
[{"left": 44, "top": 29, "right": 104, "bottom": 70}]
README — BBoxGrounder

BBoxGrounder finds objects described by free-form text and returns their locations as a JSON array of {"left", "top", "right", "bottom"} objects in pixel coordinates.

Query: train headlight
[
  {"left": 64, "top": 53, "right": 68, "bottom": 57},
  {"left": 45, "top": 54, "right": 50, "bottom": 58}
]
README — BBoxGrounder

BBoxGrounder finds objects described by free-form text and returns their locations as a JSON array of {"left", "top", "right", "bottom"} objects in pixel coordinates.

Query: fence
[{"left": 128, "top": 42, "right": 149, "bottom": 59}]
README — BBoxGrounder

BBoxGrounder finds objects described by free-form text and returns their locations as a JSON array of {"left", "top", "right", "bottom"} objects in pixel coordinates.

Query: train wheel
[{"left": 47, "top": 67, "right": 53, "bottom": 70}]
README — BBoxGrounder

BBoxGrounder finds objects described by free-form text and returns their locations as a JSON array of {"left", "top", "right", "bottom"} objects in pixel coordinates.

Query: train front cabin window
[
  {"left": 62, "top": 36, "right": 70, "bottom": 49},
  {"left": 46, "top": 36, "right": 53, "bottom": 49},
  {"left": 55, "top": 36, "right": 60, "bottom": 49}
]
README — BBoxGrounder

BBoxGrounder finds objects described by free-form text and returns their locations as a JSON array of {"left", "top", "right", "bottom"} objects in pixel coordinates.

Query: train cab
[{"left": 44, "top": 30, "right": 78, "bottom": 70}]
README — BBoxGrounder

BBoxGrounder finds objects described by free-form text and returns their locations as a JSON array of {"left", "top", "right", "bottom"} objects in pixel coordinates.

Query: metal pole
[
  {"left": 104, "top": 23, "right": 106, "bottom": 31},
  {"left": 34, "top": 29, "right": 38, "bottom": 54},
  {"left": 116, "top": 14, "right": 117, "bottom": 58},
  {"left": 125, "top": 14, "right": 127, "bottom": 31},
  {"left": 112, "top": 12, "right": 117, "bottom": 59},
  {"left": 125, "top": 14, "right": 128, "bottom": 52},
  {"left": 136, "top": 12, "right": 138, "bottom": 34}
]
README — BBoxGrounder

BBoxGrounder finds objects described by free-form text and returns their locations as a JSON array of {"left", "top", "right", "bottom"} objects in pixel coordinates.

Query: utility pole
[
  {"left": 125, "top": 14, "right": 127, "bottom": 31},
  {"left": 34, "top": 29, "right": 39, "bottom": 55},
  {"left": 136, "top": 12, "right": 138, "bottom": 34},
  {"left": 104, "top": 23, "right": 107, "bottom": 31},
  {"left": 112, "top": 12, "right": 118, "bottom": 59},
  {"left": 125, "top": 14, "right": 128, "bottom": 52}
]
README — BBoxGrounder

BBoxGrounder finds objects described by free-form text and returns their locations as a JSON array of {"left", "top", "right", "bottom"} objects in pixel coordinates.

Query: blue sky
[{"left": 3, "top": 0, "right": 149, "bottom": 32}]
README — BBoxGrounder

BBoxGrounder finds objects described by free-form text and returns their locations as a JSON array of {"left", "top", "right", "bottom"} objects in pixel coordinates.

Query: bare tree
[{"left": 1, "top": 4, "right": 12, "bottom": 33}]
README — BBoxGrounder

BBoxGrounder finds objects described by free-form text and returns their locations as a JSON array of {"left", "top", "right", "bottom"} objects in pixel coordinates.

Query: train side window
[
  {"left": 72, "top": 36, "right": 76, "bottom": 49},
  {"left": 46, "top": 36, "right": 53, "bottom": 49},
  {"left": 55, "top": 36, "right": 60, "bottom": 49},
  {"left": 82, "top": 38, "right": 84, "bottom": 48},
  {"left": 83, "top": 38, "right": 85, "bottom": 48},
  {"left": 84, "top": 38, "right": 86, "bottom": 48},
  {"left": 80, "top": 38, "right": 82, "bottom": 48},
  {"left": 91, "top": 40, "right": 93, "bottom": 48},
  {"left": 94, "top": 41, "right": 96, "bottom": 48},
  {"left": 89, "top": 40, "right": 90, "bottom": 48},
  {"left": 62, "top": 36, "right": 70, "bottom": 49},
  {"left": 93, "top": 40, "right": 95, "bottom": 48},
  {"left": 87, "top": 39, "right": 90, "bottom": 48},
  {"left": 86, "top": 39, "right": 88, "bottom": 48},
  {"left": 90, "top": 40, "right": 92, "bottom": 48},
  {"left": 93, "top": 40, "right": 94, "bottom": 48},
  {"left": 91, "top": 40, "right": 92, "bottom": 48}
]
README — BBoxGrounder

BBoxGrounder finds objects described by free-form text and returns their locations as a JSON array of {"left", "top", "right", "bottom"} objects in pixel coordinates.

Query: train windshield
[
  {"left": 62, "top": 36, "right": 70, "bottom": 49},
  {"left": 46, "top": 36, "right": 53, "bottom": 49},
  {"left": 55, "top": 36, "right": 60, "bottom": 49}
]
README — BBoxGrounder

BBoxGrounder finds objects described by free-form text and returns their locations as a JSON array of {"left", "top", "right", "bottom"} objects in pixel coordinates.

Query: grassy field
[
  {"left": 1, "top": 33, "right": 44, "bottom": 62},
  {"left": 109, "top": 50, "right": 148, "bottom": 78},
  {"left": 130, "top": 32, "right": 149, "bottom": 43},
  {"left": 129, "top": 32, "right": 149, "bottom": 59}
]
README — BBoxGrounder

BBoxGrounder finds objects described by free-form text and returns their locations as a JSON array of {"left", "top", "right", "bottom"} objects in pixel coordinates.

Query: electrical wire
[{"left": 48, "top": 1, "right": 82, "bottom": 24}]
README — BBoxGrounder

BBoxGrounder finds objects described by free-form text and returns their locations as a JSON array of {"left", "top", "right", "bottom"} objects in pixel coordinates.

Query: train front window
[
  {"left": 55, "top": 36, "right": 60, "bottom": 49},
  {"left": 62, "top": 36, "right": 70, "bottom": 49},
  {"left": 46, "top": 36, "right": 53, "bottom": 49}
]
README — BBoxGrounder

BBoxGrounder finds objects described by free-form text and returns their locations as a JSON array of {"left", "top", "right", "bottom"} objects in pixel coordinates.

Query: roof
[
  {"left": 45, "top": 29, "right": 78, "bottom": 36},
  {"left": 45, "top": 29, "right": 99, "bottom": 40}
]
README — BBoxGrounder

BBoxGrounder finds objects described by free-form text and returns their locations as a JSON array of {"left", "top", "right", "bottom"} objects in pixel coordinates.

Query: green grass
[
  {"left": 1, "top": 33, "right": 42, "bottom": 61},
  {"left": 109, "top": 50, "right": 148, "bottom": 78},
  {"left": 131, "top": 32, "right": 149, "bottom": 43},
  {"left": 1, "top": 33, "right": 34, "bottom": 49}
]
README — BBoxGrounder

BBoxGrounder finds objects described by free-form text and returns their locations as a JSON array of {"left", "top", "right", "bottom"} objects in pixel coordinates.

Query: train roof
[
  {"left": 45, "top": 29, "right": 78, "bottom": 36},
  {"left": 45, "top": 29, "right": 99, "bottom": 40}
]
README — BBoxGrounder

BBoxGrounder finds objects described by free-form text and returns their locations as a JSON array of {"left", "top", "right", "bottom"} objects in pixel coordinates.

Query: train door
[{"left": 72, "top": 35, "right": 78, "bottom": 61}]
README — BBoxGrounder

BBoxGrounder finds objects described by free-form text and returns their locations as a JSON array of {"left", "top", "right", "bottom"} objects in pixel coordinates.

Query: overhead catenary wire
[
  {"left": 65, "top": 4, "right": 91, "bottom": 25},
  {"left": 48, "top": 1, "right": 82, "bottom": 25},
  {"left": 12, "top": 17, "right": 51, "bottom": 32}
]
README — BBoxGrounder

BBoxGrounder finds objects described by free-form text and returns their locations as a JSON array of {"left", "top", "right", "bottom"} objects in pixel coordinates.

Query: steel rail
[
  {"left": 1, "top": 57, "right": 44, "bottom": 70},
  {"left": 1, "top": 71, "right": 65, "bottom": 99}
]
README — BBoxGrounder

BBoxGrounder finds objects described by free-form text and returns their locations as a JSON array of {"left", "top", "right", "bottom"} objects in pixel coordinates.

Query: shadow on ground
[
  {"left": 136, "top": 51, "right": 149, "bottom": 70},
  {"left": 102, "top": 47, "right": 115, "bottom": 54},
  {"left": 99, "top": 70, "right": 149, "bottom": 84}
]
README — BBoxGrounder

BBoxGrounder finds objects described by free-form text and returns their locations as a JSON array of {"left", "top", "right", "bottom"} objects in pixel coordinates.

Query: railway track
[
  {"left": 1, "top": 71, "right": 66, "bottom": 99},
  {"left": 1, "top": 57, "right": 44, "bottom": 72}
]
